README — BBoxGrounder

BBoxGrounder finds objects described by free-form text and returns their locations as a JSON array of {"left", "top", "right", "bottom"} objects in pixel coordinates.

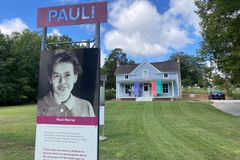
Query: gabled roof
[
  {"left": 151, "top": 61, "right": 180, "bottom": 72},
  {"left": 115, "top": 60, "right": 180, "bottom": 75},
  {"left": 114, "top": 64, "right": 138, "bottom": 75},
  {"left": 130, "top": 61, "right": 160, "bottom": 74}
]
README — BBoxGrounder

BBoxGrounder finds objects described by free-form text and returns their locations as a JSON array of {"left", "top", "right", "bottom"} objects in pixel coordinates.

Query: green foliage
[
  {"left": 47, "top": 34, "right": 89, "bottom": 49},
  {"left": 211, "top": 74, "right": 240, "bottom": 99},
  {"left": 0, "top": 30, "right": 79, "bottom": 105},
  {"left": 169, "top": 52, "right": 209, "bottom": 87},
  {"left": 0, "top": 30, "right": 41, "bottom": 105},
  {"left": 195, "top": 0, "right": 240, "bottom": 87},
  {"left": 182, "top": 87, "right": 208, "bottom": 94},
  {"left": 105, "top": 88, "right": 116, "bottom": 100},
  {"left": 47, "top": 35, "right": 73, "bottom": 49},
  {"left": 227, "top": 90, "right": 240, "bottom": 100},
  {"left": 101, "top": 48, "right": 135, "bottom": 90}
]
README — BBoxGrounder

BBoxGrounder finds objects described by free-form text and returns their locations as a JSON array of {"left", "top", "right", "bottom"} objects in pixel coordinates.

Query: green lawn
[
  {"left": 182, "top": 87, "right": 208, "bottom": 94},
  {"left": 0, "top": 105, "right": 36, "bottom": 160},
  {"left": 1, "top": 101, "right": 240, "bottom": 160},
  {"left": 100, "top": 101, "right": 240, "bottom": 160}
]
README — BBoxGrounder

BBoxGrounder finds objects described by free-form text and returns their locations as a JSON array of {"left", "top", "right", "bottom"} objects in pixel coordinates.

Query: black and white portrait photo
[{"left": 37, "top": 48, "right": 99, "bottom": 117}]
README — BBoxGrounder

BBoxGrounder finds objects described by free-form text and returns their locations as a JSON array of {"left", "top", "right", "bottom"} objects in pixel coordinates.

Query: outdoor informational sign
[
  {"left": 35, "top": 48, "right": 100, "bottom": 160},
  {"left": 37, "top": 1, "right": 107, "bottom": 27}
]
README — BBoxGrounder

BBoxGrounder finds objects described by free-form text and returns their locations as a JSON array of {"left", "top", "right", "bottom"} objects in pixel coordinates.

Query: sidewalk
[{"left": 211, "top": 100, "right": 240, "bottom": 116}]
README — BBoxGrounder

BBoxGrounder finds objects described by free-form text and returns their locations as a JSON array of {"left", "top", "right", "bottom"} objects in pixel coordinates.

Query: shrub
[
  {"left": 105, "top": 89, "right": 116, "bottom": 100},
  {"left": 226, "top": 90, "right": 240, "bottom": 100}
]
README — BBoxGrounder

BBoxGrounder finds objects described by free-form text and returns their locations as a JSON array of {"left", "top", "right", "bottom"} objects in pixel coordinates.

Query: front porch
[
  {"left": 116, "top": 97, "right": 176, "bottom": 101},
  {"left": 116, "top": 80, "right": 179, "bottom": 101}
]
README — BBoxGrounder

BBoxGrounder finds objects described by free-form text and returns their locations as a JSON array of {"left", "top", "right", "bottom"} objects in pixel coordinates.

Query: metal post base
[{"left": 99, "top": 136, "right": 108, "bottom": 141}]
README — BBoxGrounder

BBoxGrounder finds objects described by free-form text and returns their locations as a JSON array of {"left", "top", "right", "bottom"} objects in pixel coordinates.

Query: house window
[
  {"left": 144, "top": 83, "right": 148, "bottom": 91},
  {"left": 163, "top": 83, "right": 169, "bottom": 93},
  {"left": 142, "top": 69, "right": 148, "bottom": 78},
  {"left": 163, "top": 73, "right": 169, "bottom": 78},
  {"left": 125, "top": 75, "right": 129, "bottom": 79},
  {"left": 125, "top": 84, "right": 131, "bottom": 94}
]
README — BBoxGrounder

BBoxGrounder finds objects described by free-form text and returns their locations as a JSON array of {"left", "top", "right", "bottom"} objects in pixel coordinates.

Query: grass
[
  {"left": 0, "top": 105, "right": 36, "bottom": 160},
  {"left": 1, "top": 101, "right": 240, "bottom": 160},
  {"left": 100, "top": 101, "right": 240, "bottom": 160},
  {"left": 182, "top": 87, "right": 240, "bottom": 100},
  {"left": 182, "top": 87, "right": 208, "bottom": 94}
]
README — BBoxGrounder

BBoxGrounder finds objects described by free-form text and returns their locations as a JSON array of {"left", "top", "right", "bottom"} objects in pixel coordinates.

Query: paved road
[{"left": 211, "top": 100, "right": 240, "bottom": 116}]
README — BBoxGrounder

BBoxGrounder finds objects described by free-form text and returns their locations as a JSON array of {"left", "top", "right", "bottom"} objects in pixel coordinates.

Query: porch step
[{"left": 136, "top": 97, "right": 153, "bottom": 101}]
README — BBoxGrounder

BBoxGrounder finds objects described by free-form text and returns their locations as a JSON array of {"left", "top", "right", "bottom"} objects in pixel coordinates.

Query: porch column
[
  {"left": 116, "top": 82, "right": 119, "bottom": 98},
  {"left": 172, "top": 81, "right": 174, "bottom": 97}
]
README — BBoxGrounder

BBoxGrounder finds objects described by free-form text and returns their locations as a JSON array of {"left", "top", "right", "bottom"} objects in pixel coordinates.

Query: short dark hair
[{"left": 48, "top": 50, "right": 82, "bottom": 76}]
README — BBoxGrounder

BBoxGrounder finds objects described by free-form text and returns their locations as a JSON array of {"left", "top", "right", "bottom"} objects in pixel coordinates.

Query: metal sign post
[
  {"left": 99, "top": 75, "right": 107, "bottom": 141},
  {"left": 41, "top": 27, "right": 47, "bottom": 51},
  {"left": 95, "top": 23, "right": 100, "bottom": 48}
]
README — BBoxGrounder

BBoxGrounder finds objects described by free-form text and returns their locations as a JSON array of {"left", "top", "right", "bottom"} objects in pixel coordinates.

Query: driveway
[{"left": 211, "top": 100, "right": 240, "bottom": 116}]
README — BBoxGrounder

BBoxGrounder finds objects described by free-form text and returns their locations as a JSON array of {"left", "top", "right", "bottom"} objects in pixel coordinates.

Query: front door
[{"left": 143, "top": 83, "right": 149, "bottom": 97}]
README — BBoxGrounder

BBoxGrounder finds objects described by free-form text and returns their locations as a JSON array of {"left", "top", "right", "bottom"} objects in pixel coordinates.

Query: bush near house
[
  {"left": 105, "top": 88, "right": 116, "bottom": 100},
  {"left": 226, "top": 90, "right": 240, "bottom": 100}
]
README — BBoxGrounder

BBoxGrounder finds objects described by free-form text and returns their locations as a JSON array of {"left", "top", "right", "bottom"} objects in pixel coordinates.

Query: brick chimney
[
  {"left": 175, "top": 57, "right": 180, "bottom": 63},
  {"left": 116, "top": 60, "right": 120, "bottom": 67}
]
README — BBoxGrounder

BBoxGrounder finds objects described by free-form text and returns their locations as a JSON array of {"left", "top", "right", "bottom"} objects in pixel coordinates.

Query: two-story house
[{"left": 114, "top": 59, "right": 181, "bottom": 101}]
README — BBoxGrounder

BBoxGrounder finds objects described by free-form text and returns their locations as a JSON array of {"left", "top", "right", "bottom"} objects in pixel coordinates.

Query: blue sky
[{"left": 0, "top": 0, "right": 202, "bottom": 66}]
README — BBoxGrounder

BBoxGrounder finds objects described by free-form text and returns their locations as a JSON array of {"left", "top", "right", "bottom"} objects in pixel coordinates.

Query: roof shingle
[{"left": 115, "top": 60, "right": 180, "bottom": 74}]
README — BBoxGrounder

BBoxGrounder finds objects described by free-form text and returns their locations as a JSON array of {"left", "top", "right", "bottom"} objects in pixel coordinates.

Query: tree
[
  {"left": 195, "top": 0, "right": 240, "bottom": 87},
  {"left": 0, "top": 32, "right": 11, "bottom": 104},
  {"left": 169, "top": 52, "right": 209, "bottom": 88},
  {"left": 0, "top": 30, "right": 79, "bottom": 105},
  {"left": 47, "top": 35, "right": 73, "bottom": 49},
  {"left": 0, "top": 30, "right": 41, "bottom": 105},
  {"left": 47, "top": 34, "right": 88, "bottom": 49},
  {"left": 101, "top": 48, "right": 135, "bottom": 90}
]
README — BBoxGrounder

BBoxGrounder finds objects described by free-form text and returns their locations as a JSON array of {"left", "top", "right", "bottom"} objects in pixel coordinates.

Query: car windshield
[{"left": 212, "top": 91, "right": 224, "bottom": 94}]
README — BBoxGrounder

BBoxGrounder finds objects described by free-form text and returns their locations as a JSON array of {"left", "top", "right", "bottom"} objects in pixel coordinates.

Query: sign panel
[
  {"left": 35, "top": 48, "right": 100, "bottom": 160},
  {"left": 37, "top": 1, "right": 107, "bottom": 27}
]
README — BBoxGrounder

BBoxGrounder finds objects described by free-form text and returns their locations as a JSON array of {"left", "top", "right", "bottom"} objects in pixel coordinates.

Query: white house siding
[
  {"left": 116, "top": 72, "right": 177, "bottom": 82},
  {"left": 115, "top": 61, "right": 181, "bottom": 99},
  {"left": 132, "top": 62, "right": 159, "bottom": 80}
]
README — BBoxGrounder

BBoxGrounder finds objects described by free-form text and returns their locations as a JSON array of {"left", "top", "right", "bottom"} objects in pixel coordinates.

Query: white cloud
[
  {"left": 48, "top": 28, "right": 62, "bottom": 36},
  {"left": 0, "top": 18, "right": 28, "bottom": 35},
  {"left": 168, "top": 0, "right": 201, "bottom": 36},
  {"left": 104, "top": 0, "right": 201, "bottom": 57}
]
